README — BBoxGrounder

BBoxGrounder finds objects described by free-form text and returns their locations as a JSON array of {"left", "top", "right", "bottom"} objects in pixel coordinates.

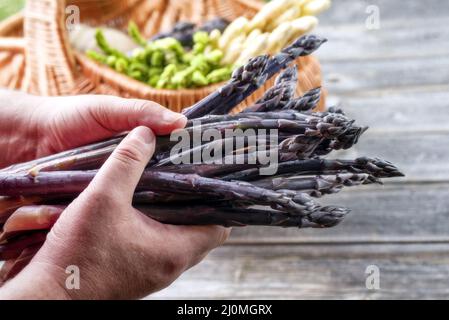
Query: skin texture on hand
[
  {"left": 0, "top": 90, "right": 40, "bottom": 168},
  {"left": 0, "top": 91, "right": 230, "bottom": 299},
  {"left": 0, "top": 90, "right": 186, "bottom": 168}
]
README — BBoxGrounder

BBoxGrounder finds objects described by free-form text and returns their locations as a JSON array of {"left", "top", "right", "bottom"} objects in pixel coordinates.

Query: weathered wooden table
[{"left": 153, "top": 0, "right": 449, "bottom": 299}]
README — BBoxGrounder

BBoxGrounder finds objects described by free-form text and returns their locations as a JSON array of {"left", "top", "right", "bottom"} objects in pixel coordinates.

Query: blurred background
[
  {"left": 1, "top": 0, "right": 449, "bottom": 299},
  {"left": 154, "top": 0, "right": 449, "bottom": 299},
  {"left": 0, "top": 0, "right": 24, "bottom": 21}
]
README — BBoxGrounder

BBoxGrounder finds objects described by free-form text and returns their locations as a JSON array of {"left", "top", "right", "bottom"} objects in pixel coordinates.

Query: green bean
[
  {"left": 95, "top": 29, "right": 127, "bottom": 60},
  {"left": 86, "top": 50, "right": 107, "bottom": 64},
  {"left": 89, "top": 25, "right": 233, "bottom": 89},
  {"left": 205, "top": 49, "right": 224, "bottom": 65},
  {"left": 148, "top": 75, "right": 160, "bottom": 87},
  {"left": 190, "top": 55, "right": 210, "bottom": 74},
  {"left": 128, "top": 21, "right": 147, "bottom": 47},
  {"left": 114, "top": 58, "right": 129, "bottom": 73},
  {"left": 150, "top": 50, "right": 165, "bottom": 67},
  {"left": 106, "top": 55, "right": 117, "bottom": 67},
  {"left": 192, "top": 71, "right": 209, "bottom": 86},
  {"left": 156, "top": 64, "right": 177, "bottom": 89},
  {"left": 206, "top": 67, "right": 232, "bottom": 83}
]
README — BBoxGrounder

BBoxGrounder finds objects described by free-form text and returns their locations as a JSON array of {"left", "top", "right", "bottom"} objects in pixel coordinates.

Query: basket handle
[{"left": 22, "top": 0, "right": 76, "bottom": 96}]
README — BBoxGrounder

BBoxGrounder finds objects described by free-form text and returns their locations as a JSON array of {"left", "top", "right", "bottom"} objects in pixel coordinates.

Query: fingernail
[
  {"left": 162, "top": 110, "right": 187, "bottom": 125},
  {"left": 129, "top": 126, "right": 154, "bottom": 145}
]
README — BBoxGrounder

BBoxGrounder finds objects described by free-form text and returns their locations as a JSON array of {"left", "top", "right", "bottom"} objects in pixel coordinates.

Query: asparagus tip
[
  {"left": 354, "top": 157, "right": 405, "bottom": 178},
  {"left": 285, "top": 34, "right": 328, "bottom": 57},
  {"left": 305, "top": 206, "right": 350, "bottom": 228}
]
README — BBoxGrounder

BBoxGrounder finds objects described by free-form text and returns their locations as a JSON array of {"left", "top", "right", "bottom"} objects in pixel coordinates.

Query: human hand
[
  {"left": 0, "top": 90, "right": 185, "bottom": 167},
  {"left": 0, "top": 126, "right": 230, "bottom": 299}
]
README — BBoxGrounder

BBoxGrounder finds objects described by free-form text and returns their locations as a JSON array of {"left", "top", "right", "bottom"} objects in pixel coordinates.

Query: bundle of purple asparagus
[{"left": 0, "top": 35, "right": 403, "bottom": 282}]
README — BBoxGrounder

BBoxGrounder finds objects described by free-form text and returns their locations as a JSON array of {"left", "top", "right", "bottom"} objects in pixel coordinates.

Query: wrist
[{"left": 0, "top": 262, "right": 72, "bottom": 300}]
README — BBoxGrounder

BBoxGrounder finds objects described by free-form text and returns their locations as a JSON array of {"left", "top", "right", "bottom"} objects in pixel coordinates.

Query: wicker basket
[
  {"left": 0, "top": 13, "right": 25, "bottom": 90},
  {"left": 0, "top": 0, "right": 326, "bottom": 112}
]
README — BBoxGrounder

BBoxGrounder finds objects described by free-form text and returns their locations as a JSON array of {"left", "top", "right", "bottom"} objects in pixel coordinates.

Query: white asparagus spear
[
  {"left": 302, "top": 0, "right": 332, "bottom": 16},
  {"left": 209, "top": 29, "right": 222, "bottom": 48},
  {"left": 265, "top": 4, "right": 302, "bottom": 31},
  {"left": 248, "top": 0, "right": 296, "bottom": 31},
  {"left": 219, "top": 17, "right": 249, "bottom": 51},
  {"left": 265, "top": 22, "right": 295, "bottom": 55},
  {"left": 236, "top": 33, "right": 270, "bottom": 65},
  {"left": 222, "top": 34, "right": 247, "bottom": 65},
  {"left": 286, "top": 16, "right": 319, "bottom": 44},
  {"left": 243, "top": 29, "right": 263, "bottom": 47}
]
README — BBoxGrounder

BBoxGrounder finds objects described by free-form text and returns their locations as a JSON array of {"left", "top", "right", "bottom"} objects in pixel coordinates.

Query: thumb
[{"left": 87, "top": 126, "right": 155, "bottom": 201}]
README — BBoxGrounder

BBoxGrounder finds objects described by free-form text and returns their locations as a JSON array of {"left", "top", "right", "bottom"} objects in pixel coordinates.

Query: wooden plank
[
  {"left": 315, "top": 17, "right": 449, "bottom": 61},
  {"left": 332, "top": 131, "right": 449, "bottom": 182},
  {"left": 152, "top": 243, "right": 449, "bottom": 299},
  {"left": 157, "top": 0, "right": 448, "bottom": 301},
  {"left": 229, "top": 183, "right": 449, "bottom": 243},
  {"left": 320, "top": 55, "right": 449, "bottom": 94},
  {"left": 329, "top": 89, "right": 449, "bottom": 132},
  {"left": 318, "top": 0, "right": 449, "bottom": 26}
]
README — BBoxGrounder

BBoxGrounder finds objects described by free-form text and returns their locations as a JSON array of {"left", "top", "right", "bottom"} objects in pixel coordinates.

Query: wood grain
[
  {"left": 229, "top": 183, "right": 449, "bottom": 243},
  {"left": 316, "top": 18, "right": 449, "bottom": 61},
  {"left": 329, "top": 89, "right": 449, "bottom": 132},
  {"left": 331, "top": 131, "right": 449, "bottom": 182},
  {"left": 321, "top": 55, "right": 449, "bottom": 94},
  {"left": 153, "top": 244, "right": 449, "bottom": 299},
  {"left": 318, "top": 0, "right": 449, "bottom": 26},
  {"left": 156, "top": 0, "right": 449, "bottom": 299},
  {"left": 132, "top": 0, "right": 449, "bottom": 300}
]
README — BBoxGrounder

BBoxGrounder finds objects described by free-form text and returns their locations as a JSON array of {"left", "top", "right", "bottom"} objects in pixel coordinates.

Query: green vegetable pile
[{"left": 87, "top": 22, "right": 233, "bottom": 89}]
